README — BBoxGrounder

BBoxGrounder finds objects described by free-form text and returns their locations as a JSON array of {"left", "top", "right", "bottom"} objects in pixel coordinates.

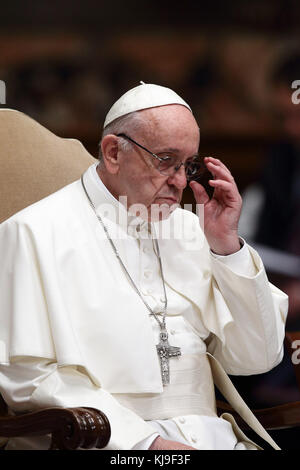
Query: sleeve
[
  {"left": 0, "top": 358, "right": 159, "bottom": 450},
  {"left": 210, "top": 238, "right": 257, "bottom": 277},
  {"left": 204, "top": 240, "right": 288, "bottom": 375},
  {"left": 132, "top": 434, "right": 160, "bottom": 450}
]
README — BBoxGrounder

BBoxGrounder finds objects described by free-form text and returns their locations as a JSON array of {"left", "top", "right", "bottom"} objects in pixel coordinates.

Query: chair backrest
[
  {"left": 0, "top": 109, "right": 97, "bottom": 223},
  {"left": 0, "top": 110, "right": 97, "bottom": 442}
]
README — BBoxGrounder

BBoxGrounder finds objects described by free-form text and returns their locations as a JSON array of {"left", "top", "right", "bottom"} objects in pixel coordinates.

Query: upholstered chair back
[{"left": 0, "top": 109, "right": 96, "bottom": 223}]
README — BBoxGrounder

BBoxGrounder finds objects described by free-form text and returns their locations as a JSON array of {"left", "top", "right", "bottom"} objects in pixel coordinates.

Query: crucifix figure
[{"left": 156, "top": 329, "right": 181, "bottom": 385}]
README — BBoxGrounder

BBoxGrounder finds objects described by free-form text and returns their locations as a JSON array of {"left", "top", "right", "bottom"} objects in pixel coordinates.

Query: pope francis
[{"left": 0, "top": 83, "right": 288, "bottom": 450}]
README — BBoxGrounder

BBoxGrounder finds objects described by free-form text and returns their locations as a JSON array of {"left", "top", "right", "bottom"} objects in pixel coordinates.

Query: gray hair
[{"left": 98, "top": 111, "right": 149, "bottom": 163}]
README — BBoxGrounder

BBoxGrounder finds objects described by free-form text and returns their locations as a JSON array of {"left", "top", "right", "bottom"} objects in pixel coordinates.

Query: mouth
[{"left": 155, "top": 197, "right": 179, "bottom": 204}]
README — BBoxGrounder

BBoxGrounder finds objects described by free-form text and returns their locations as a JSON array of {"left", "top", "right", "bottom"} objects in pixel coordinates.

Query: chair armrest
[
  {"left": 0, "top": 407, "right": 111, "bottom": 450},
  {"left": 217, "top": 400, "right": 300, "bottom": 431}
]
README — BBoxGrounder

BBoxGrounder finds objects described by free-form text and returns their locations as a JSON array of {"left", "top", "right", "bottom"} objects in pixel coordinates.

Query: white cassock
[{"left": 0, "top": 163, "right": 288, "bottom": 450}]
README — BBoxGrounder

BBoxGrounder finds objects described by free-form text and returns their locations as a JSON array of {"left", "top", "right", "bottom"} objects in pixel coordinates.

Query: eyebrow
[
  {"left": 156, "top": 148, "right": 181, "bottom": 154},
  {"left": 156, "top": 148, "right": 199, "bottom": 157},
  {"left": 156, "top": 149, "right": 200, "bottom": 161}
]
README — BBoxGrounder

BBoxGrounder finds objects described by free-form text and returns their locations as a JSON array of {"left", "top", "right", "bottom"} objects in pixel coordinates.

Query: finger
[
  {"left": 189, "top": 181, "right": 210, "bottom": 204},
  {"left": 209, "top": 179, "right": 241, "bottom": 201},
  {"left": 206, "top": 161, "right": 235, "bottom": 184},
  {"left": 204, "top": 156, "right": 231, "bottom": 174}
]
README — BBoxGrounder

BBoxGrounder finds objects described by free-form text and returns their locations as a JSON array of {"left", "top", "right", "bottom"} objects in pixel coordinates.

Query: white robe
[{"left": 0, "top": 164, "right": 288, "bottom": 449}]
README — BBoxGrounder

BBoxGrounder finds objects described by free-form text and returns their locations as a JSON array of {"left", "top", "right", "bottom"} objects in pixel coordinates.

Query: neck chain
[{"left": 81, "top": 175, "right": 181, "bottom": 385}]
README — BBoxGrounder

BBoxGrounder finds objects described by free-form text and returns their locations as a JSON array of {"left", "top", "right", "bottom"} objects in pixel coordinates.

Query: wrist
[
  {"left": 149, "top": 436, "right": 162, "bottom": 450},
  {"left": 210, "top": 236, "right": 241, "bottom": 256}
]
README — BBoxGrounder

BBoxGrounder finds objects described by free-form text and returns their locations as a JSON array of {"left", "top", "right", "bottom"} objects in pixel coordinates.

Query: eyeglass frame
[{"left": 116, "top": 133, "right": 204, "bottom": 182}]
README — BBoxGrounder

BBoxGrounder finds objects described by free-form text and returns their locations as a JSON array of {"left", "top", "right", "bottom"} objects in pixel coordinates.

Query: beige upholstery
[{"left": 0, "top": 109, "right": 97, "bottom": 223}]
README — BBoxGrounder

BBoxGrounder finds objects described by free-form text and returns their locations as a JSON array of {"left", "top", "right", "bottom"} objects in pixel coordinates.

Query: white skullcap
[{"left": 103, "top": 81, "right": 192, "bottom": 128}]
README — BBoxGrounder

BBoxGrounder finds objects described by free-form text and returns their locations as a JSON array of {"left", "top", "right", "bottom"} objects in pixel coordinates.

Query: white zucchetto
[{"left": 103, "top": 81, "right": 192, "bottom": 128}]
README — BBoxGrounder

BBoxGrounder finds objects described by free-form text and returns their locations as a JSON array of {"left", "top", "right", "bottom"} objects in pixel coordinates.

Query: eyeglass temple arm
[{"left": 116, "top": 133, "right": 171, "bottom": 162}]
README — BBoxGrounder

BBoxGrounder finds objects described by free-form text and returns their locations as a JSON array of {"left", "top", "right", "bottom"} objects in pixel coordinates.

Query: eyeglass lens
[{"left": 158, "top": 158, "right": 206, "bottom": 181}]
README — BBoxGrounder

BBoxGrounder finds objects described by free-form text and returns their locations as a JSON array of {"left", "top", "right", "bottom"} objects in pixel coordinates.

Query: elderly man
[{"left": 0, "top": 83, "right": 288, "bottom": 450}]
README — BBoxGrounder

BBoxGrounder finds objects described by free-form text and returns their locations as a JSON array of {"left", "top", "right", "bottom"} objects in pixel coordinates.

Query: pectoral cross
[{"left": 156, "top": 329, "right": 181, "bottom": 385}]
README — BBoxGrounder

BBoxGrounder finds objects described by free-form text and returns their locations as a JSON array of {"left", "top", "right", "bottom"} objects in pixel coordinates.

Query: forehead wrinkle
[{"left": 133, "top": 106, "right": 200, "bottom": 156}]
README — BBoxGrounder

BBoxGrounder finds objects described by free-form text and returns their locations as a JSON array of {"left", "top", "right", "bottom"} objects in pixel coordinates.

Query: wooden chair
[
  {"left": 0, "top": 109, "right": 299, "bottom": 449},
  {"left": 0, "top": 109, "right": 110, "bottom": 449}
]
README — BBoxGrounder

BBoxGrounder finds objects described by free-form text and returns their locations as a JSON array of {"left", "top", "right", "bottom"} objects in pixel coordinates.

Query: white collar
[
  {"left": 82, "top": 163, "right": 151, "bottom": 238},
  {"left": 91, "top": 163, "right": 120, "bottom": 207}
]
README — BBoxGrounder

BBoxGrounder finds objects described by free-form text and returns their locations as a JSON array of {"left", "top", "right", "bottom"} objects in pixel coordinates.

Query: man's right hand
[{"left": 149, "top": 436, "right": 196, "bottom": 450}]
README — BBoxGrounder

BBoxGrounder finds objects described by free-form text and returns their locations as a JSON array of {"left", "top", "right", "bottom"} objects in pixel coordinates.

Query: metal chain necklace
[{"left": 81, "top": 175, "right": 181, "bottom": 385}]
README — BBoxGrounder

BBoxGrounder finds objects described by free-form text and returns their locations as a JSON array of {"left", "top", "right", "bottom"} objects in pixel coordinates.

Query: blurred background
[{"left": 0, "top": 0, "right": 300, "bottom": 449}]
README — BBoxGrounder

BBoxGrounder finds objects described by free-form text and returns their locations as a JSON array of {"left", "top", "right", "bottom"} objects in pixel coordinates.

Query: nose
[{"left": 167, "top": 164, "right": 187, "bottom": 189}]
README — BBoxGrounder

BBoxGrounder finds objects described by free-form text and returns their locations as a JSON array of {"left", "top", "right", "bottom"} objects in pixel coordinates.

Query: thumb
[{"left": 189, "top": 181, "right": 210, "bottom": 205}]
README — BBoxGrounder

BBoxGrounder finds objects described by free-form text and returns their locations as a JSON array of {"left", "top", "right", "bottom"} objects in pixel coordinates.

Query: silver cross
[{"left": 156, "top": 329, "right": 181, "bottom": 385}]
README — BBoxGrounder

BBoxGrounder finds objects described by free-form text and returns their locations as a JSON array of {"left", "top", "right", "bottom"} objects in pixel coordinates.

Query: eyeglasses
[{"left": 116, "top": 133, "right": 205, "bottom": 182}]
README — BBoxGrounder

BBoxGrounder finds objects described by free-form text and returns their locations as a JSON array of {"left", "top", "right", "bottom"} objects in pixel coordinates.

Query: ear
[{"left": 100, "top": 134, "right": 120, "bottom": 174}]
